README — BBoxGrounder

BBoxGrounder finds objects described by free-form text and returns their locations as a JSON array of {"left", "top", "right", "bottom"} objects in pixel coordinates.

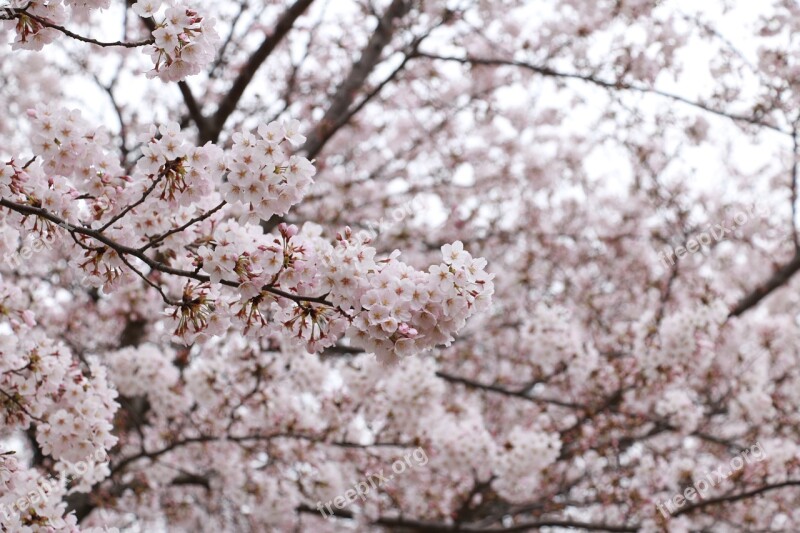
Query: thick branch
[
  {"left": 203, "top": 0, "right": 316, "bottom": 143},
  {"left": 0, "top": 197, "right": 332, "bottom": 306},
  {"left": 302, "top": 0, "right": 413, "bottom": 159},
  {"left": 728, "top": 250, "right": 800, "bottom": 317}
]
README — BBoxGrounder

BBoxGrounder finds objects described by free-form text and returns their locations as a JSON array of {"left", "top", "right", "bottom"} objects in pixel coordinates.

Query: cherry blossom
[{"left": 2, "top": 0, "right": 800, "bottom": 531}]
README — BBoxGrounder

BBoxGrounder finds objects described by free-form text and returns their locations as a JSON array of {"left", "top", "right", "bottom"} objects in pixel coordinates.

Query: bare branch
[
  {"left": 728, "top": 250, "right": 800, "bottom": 317},
  {"left": 203, "top": 0, "right": 316, "bottom": 144},
  {"left": 301, "top": 0, "right": 414, "bottom": 159},
  {"left": 4, "top": 8, "right": 153, "bottom": 48},
  {"left": 674, "top": 480, "right": 800, "bottom": 517},
  {"left": 412, "top": 52, "right": 791, "bottom": 136}
]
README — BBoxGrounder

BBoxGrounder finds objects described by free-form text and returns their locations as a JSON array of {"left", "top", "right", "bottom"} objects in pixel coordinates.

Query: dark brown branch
[
  {"left": 412, "top": 52, "right": 791, "bottom": 136},
  {"left": 302, "top": 0, "right": 413, "bottom": 160},
  {"left": 673, "top": 480, "right": 800, "bottom": 517},
  {"left": 99, "top": 175, "right": 164, "bottom": 232},
  {"left": 727, "top": 250, "right": 800, "bottom": 317},
  {"left": 435, "top": 371, "right": 585, "bottom": 409},
  {"left": 0, "top": 197, "right": 332, "bottom": 306},
  {"left": 203, "top": 0, "right": 316, "bottom": 144},
  {"left": 322, "top": 345, "right": 584, "bottom": 408},
  {"left": 177, "top": 80, "right": 211, "bottom": 140},
  {"left": 4, "top": 8, "right": 153, "bottom": 48},
  {"left": 140, "top": 200, "right": 227, "bottom": 252}
]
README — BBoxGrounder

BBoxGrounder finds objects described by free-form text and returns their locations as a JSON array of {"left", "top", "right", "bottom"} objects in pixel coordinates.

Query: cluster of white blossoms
[
  {"left": 3, "top": 1, "right": 68, "bottom": 51},
  {"left": 181, "top": 221, "right": 494, "bottom": 361},
  {"left": 349, "top": 242, "right": 494, "bottom": 363},
  {"left": 132, "top": 1, "right": 219, "bottom": 81},
  {"left": 135, "top": 122, "right": 224, "bottom": 207},
  {"left": 0, "top": 279, "right": 118, "bottom": 470},
  {"left": 4, "top": 105, "right": 493, "bottom": 368},
  {"left": 222, "top": 120, "right": 314, "bottom": 222},
  {"left": 655, "top": 388, "right": 703, "bottom": 433},
  {"left": 492, "top": 426, "right": 562, "bottom": 503}
]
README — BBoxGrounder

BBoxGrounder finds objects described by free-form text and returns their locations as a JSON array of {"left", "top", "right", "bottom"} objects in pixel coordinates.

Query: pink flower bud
[{"left": 21, "top": 310, "right": 36, "bottom": 327}]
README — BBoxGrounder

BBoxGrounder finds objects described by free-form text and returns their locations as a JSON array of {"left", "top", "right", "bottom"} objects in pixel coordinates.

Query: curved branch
[
  {"left": 5, "top": 8, "right": 154, "bottom": 48},
  {"left": 727, "top": 250, "right": 800, "bottom": 317},
  {"left": 673, "top": 480, "right": 800, "bottom": 516},
  {"left": 0, "top": 197, "right": 332, "bottom": 306},
  {"left": 204, "top": 0, "right": 316, "bottom": 144},
  {"left": 412, "top": 52, "right": 790, "bottom": 136}
]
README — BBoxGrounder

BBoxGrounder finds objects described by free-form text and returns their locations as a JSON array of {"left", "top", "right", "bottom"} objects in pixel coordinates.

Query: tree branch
[
  {"left": 0, "top": 197, "right": 332, "bottom": 306},
  {"left": 412, "top": 52, "right": 791, "bottom": 136},
  {"left": 435, "top": 371, "right": 585, "bottom": 410},
  {"left": 727, "top": 249, "right": 800, "bottom": 317},
  {"left": 203, "top": 0, "right": 316, "bottom": 144},
  {"left": 673, "top": 480, "right": 800, "bottom": 517},
  {"left": 3, "top": 8, "right": 153, "bottom": 48},
  {"left": 301, "top": 0, "right": 413, "bottom": 160}
]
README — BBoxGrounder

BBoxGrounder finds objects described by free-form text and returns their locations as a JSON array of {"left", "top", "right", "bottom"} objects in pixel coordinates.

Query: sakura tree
[{"left": 0, "top": 0, "right": 799, "bottom": 531}]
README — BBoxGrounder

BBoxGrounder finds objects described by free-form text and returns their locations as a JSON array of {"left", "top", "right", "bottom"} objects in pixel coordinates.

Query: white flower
[
  {"left": 441, "top": 240, "right": 470, "bottom": 267},
  {"left": 131, "top": 0, "right": 162, "bottom": 17},
  {"left": 259, "top": 122, "right": 286, "bottom": 144},
  {"left": 282, "top": 119, "right": 307, "bottom": 147},
  {"left": 153, "top": 26, "right": 179, "bottom": 50}
]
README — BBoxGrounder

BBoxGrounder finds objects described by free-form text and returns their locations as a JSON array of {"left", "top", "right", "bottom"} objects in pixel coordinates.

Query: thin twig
[{"left": 6, "top": 9, "right": 154, "bottom": 48}]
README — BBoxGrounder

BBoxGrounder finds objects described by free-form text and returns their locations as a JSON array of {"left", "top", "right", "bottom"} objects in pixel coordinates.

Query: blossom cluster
[
  {"left": 348, "top": 240, "right": 494, "bottom": 363},
  {"left": 222, "top": 119, "right": 314, "bottom": 221},
  {"left": 1, "top": 0, "right": 217, "bottom": 83},
  {"left": 2, "top": 1, "right": 68, "bottom": 51},
  {"left": 0, "top": 278, "right": 118, "bottom": 507},
  {"left": 3, "top": 105, "right": 493, "bottom": 366},
  {"left": 136, "top": 121, "right": 224, "bottom": 207},
  {"left": 24, "top": 104, "right": 123, "bottom": 218},
  {"left": 133, "top": 0, "right": 219, "bottom": 82},
  {"left": 181, "top": 221, "right": 494, "bottom": 362}
]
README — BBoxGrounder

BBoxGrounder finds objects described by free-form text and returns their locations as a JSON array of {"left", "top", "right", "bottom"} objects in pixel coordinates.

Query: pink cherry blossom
[{"left": 1, "top": 0, "right": 799, "bottom": 531}]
